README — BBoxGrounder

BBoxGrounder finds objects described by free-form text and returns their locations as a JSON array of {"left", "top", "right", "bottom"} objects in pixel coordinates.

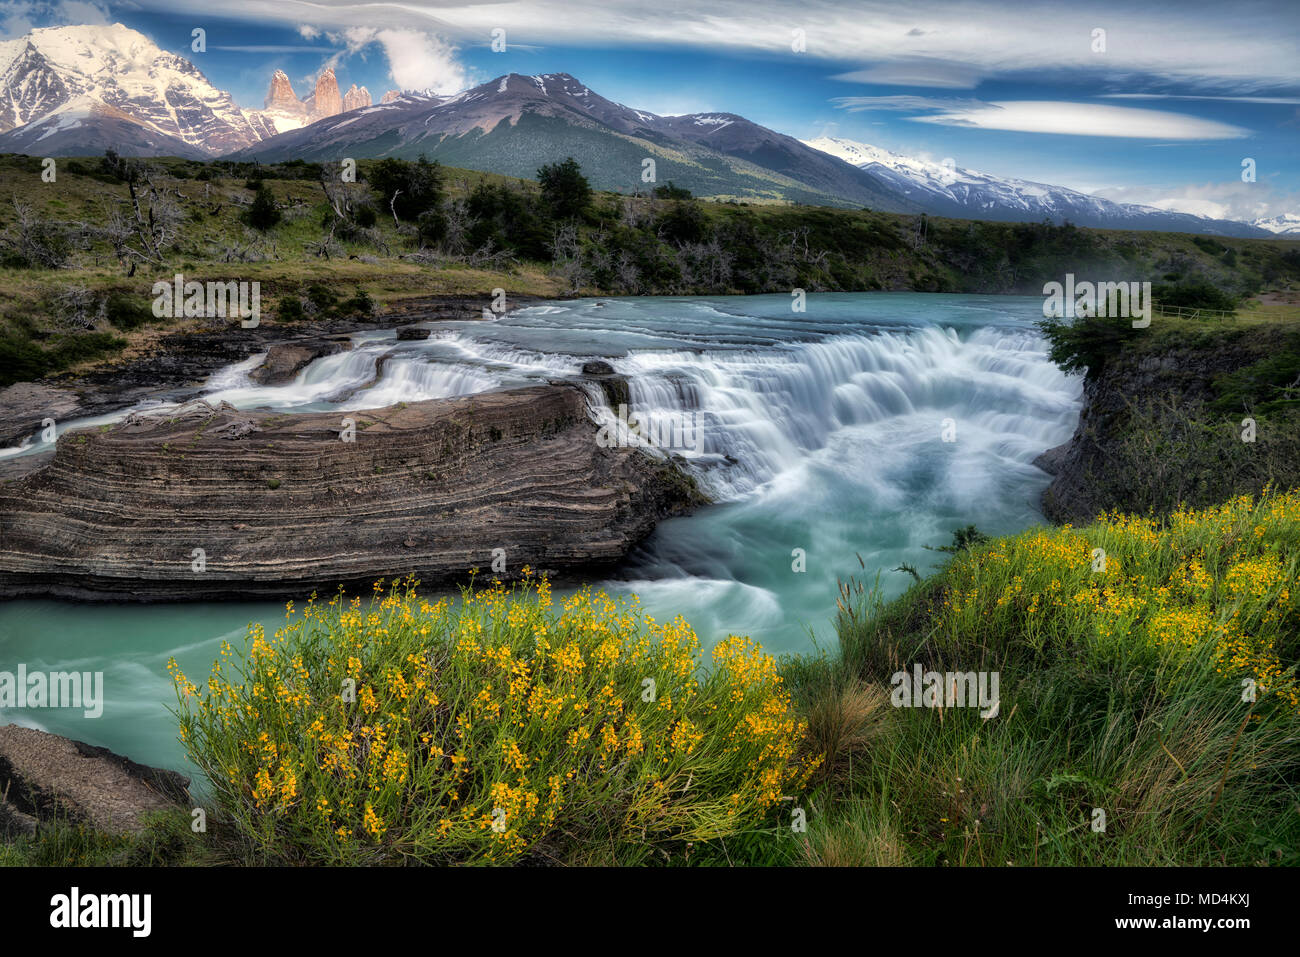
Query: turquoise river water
[{"left": 0, "top": 292, "right": 1081, "bottom": 776}]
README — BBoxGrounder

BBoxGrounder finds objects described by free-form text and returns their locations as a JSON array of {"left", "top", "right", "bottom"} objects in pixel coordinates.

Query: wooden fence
[{"left": 1151, "top": 303, "right": 1237, "bottom": 321}]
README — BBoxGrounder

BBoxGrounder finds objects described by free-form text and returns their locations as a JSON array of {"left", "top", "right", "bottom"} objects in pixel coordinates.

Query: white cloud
[
  {"left": 2, "top": 0, "right": 110, "bottom": 37},
  {"left": 55, "top": 0, "right": 109, "bottom": 24},
  {"left": 367, "top": 28, "right": 468, "bottom": 94},
  {"left": 297, "top": 24, "right": 320, "bottom": 40},
  {"left": 907, "top": 100, "right": 1251, "bottom": 140},
  {"left": 307, "top": 25, "right": 466, "bottom": 94}
]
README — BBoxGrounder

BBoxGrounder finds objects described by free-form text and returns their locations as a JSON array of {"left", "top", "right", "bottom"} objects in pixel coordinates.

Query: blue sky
[{"left": 4, "top": 0, "right": 1298, "bottom": 219}]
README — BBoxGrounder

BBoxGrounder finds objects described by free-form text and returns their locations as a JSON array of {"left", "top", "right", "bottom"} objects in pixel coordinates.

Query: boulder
[
  {"left": 0, "top": 725, "right": 189, "bottom": 835},
  {"left": 581, "top": 360, "right": 630, "bottom": 408},
  {"left": 396, "top": 325, "right": 432, "bottom": 341},
  {"left": 249, "top": 338, "right": 348, "bottom": 385},
  {"left": 0, "top": 798, "right": 37, "bottom": 839}
]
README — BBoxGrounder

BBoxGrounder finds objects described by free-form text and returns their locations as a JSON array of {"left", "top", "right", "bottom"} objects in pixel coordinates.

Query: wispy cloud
[
  {"left": 833, "top": 95, "right": 987, "bottom": 112},
  {"left": 108, "top": 0, "right": 1300, "bottom": 92},
  {"left": 212, "top": 45, "right": 336, "bottom": 53},
  {"left": 832, "top": 58, "right": 981, "bottom": 90},
  {"left": 1101, "top": 94, "right": 1300, "bottom": 105},
  {"left": 2, "top": 0, "right": 111, "bottom": 37},
  {"left": 833, "top": 95, "right": 1252, "bottom": 139}
]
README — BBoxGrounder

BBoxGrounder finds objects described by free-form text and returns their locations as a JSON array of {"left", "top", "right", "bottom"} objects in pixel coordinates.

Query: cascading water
[{"left": 0, "top": 293, "right": 1082, "bottom": 773}]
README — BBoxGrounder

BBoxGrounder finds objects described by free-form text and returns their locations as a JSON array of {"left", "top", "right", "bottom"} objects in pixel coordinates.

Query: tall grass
[{"left": 792, "top": 490, "right": 1300, "bottom": 865}]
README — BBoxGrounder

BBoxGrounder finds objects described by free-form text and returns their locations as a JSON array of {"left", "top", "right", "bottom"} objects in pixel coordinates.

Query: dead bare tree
[
  {"left": 0, "top": 199, "right": 79, "bottom": 269},
  {"left": 442, "top": 197, "right": 472, "bottom": 256}
]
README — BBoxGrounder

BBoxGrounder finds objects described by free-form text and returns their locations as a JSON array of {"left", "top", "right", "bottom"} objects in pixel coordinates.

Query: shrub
[
  {"left": 105, "top": 291, "right": 156, "bottom": 330},
  {"left": 0, "top": 331, "right": 125, "bottom": 387},
  {"left": 354, "top": 204, "right": 377, "bottom": 229},
  {"left": 1151, "top": 279, "right": 1238, "bottom": 312},
  {"left": 1037, "top": 313, "right": 1145, "bottom": 379},
  {"left": 367, "top": 156, "right": 443, "bottom": 222},
  {"left": 537, "top": 157, "right": 591, "bottom": 221},
  {"left": 338, "top": 288, "right": 374, "bottom": 317},
  {"left": 246, "top": 182, "right": 281, "bottom": 232},
  {"left": 305, "top": 282, "right": 338, "bottom": 313},
  {"left": 170, "top": 577, "right": 818, "bottom": 864},
  {"left": 276, "top": 296, "right": 307, "bottom": 323}
]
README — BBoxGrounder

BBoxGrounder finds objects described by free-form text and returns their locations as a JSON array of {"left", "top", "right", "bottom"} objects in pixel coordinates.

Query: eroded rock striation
[{"left": 0, "top": 384, "right": 705, "bottom": 601}]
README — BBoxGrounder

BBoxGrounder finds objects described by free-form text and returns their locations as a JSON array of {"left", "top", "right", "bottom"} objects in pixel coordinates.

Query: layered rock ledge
[{"left": 0, "top": 383, "right": 705, "bottom": 601}]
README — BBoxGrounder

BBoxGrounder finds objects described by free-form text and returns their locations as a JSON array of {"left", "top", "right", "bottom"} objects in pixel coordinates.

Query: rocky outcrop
[
  {"left": 580, "top": 360, "right": 630, "bottom": 408},
  {"left": 1035, "top": 328, "right": 1285, "bottom": 524},
  {"left": 0, "top": 725, "right": 189, "bottom": 835},
  {"left": 343, "top": 84, "right": 371, "bottom": 112},
  {"left": 381, "top": 90, "right": 402, "bottom": 104},
  {"left": 0, "top": 383, "right": 705, "bottom": 601},
  {"left": 311, "top": 68, "right": 343, "bottom": 121},
  {"left": 264, "top": 69, "right": 305, "bottom": 114},
  {"left": 395, "top": 325, "right": 432, "bottom": 341},
  {"left": 0, "top": 382, "right": 81, "bottom": 448},
  {"left": 249, "top": 338, "right": 349, "bottom": 385},
  {"left": 0, "top": 295, "right": 538, "bottom": 457}
]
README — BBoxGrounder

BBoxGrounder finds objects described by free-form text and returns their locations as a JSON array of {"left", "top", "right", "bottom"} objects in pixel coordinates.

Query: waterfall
[{"left": 1, "top": 298, "right": 1082, "bottom": 511}]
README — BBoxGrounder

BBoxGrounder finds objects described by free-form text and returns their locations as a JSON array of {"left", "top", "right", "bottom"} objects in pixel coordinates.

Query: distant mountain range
[
  {"left": 803, "top": 137, "right": 1273, "bottom": 238},
  {"left": 0, "top": 23, "right": 1291, "bottom": 238},
  {"left": 1252, "top": 213, "right": 1300, "bottom": 236}
]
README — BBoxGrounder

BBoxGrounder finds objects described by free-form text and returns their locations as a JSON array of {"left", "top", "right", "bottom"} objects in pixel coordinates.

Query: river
[{"left": 0, "top": 292, "right": 1081, "bottom": 775}]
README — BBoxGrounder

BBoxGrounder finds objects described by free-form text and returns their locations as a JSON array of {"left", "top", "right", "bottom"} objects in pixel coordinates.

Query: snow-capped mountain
[
  {"left": 1253, "top": 213, "right": 1300, "bottom": 235},
  {"left": 0, "top": 24, "right": 387, "bottom": 156},
  {"left": 235, "top": 73, "right": 915, "bottom": 211},
  {"left": 0, "top": 94, "right": 207, "bottom": 158},
  {"left": 804, "top": 136, "right": 1271, "bottom": 238},
  {"left": 0, "top": 23, "right": 276, "bottom": 155}
]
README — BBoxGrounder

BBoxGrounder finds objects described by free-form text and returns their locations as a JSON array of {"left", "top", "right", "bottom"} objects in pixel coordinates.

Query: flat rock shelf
[{"left": 0, "top": 382, "right": 705, "bottom": 601}]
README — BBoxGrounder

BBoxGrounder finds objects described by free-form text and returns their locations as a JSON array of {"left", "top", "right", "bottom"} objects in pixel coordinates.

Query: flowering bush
[
  {"left": 935, "top": 490, "right": 1300, "bottom": 715},
  {"left": 171, "top": 575, "right": 817, "bottom": 864}
]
